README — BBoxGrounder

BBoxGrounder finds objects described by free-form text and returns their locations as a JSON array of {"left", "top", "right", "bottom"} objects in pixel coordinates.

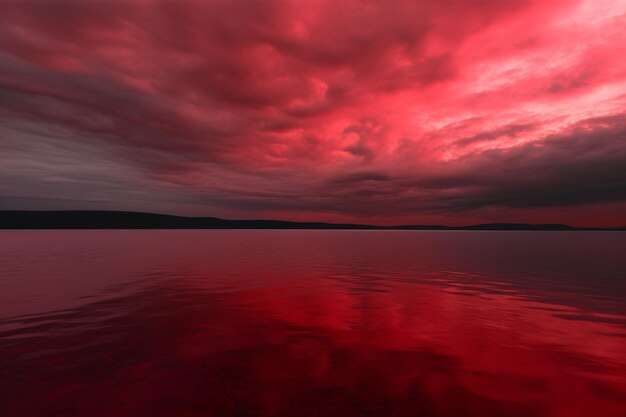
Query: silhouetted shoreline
[{"left": 1, "top": 210, "right": 623, "bottom": 231}]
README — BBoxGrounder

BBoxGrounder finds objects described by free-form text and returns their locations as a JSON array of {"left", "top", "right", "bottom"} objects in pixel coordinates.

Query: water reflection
[{"left": 0, "top": 231, "right": 625, "bottom": 417}]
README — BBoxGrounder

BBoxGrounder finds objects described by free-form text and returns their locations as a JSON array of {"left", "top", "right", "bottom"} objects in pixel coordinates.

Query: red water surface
[{"left": 0, "top": 231, "right": 625, "bottom": 417}]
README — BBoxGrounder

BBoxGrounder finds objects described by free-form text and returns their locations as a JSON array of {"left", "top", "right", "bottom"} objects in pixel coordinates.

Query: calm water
[{"left": 1, "top": 230, "right": 625, "bottom": 417}]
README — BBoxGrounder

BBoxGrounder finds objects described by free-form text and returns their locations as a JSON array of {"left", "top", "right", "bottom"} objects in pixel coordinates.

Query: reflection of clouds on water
[
  {"left": 0, "top": 230, "right": 625, "bottom": 416},
  {"left": 1, "top": 272, "right": 624, "bottom": 417}
]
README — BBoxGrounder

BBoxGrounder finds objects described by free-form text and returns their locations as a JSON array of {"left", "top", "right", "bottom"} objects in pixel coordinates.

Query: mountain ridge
[{"left": 1, "top": 210, "right": 623, "bottom": 231}]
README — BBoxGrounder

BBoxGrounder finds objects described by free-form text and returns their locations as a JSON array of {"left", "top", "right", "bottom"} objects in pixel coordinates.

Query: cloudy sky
[{"left": 1, "top": 0, "right": 625, "bottom": 226}]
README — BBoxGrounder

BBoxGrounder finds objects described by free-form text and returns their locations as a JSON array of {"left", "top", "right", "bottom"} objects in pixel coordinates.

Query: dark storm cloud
[{"left": 320, "top": 115, "right": 626, "bottom": 215}]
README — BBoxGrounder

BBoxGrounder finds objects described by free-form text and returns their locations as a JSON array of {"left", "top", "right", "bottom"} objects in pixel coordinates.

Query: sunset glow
[{"left": 1, "top": 0, "right": 625, "bottom": 225}]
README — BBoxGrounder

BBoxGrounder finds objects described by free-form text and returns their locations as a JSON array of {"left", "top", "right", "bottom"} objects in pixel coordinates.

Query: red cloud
[{"left": 1, "top": 0, "right": 625, "bottom": 226}]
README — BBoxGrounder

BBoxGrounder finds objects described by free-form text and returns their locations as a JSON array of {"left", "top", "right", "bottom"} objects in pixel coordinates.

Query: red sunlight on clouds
[{"left": 0, "top": 0, "right": 625, "bottom": 226}]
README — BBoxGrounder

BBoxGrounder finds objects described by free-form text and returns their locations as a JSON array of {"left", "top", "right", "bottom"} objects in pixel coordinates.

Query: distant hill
[{"left": 0, "top": 210, "right": 623, "bottom": 231}]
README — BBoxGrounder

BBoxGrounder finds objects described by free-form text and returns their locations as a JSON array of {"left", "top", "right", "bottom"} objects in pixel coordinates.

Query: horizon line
[{"left": 1, "top": 210, "right": 624, "bottom": 231}]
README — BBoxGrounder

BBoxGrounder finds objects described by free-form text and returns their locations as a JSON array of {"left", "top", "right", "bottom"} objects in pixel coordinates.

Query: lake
[{"left": 1, "top": 230, "right": 625, "bottom": 417}]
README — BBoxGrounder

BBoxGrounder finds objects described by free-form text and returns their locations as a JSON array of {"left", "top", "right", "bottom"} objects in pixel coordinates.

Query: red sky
[{"left": 1, "top": 0, "right": 625, "bottom": 226}]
